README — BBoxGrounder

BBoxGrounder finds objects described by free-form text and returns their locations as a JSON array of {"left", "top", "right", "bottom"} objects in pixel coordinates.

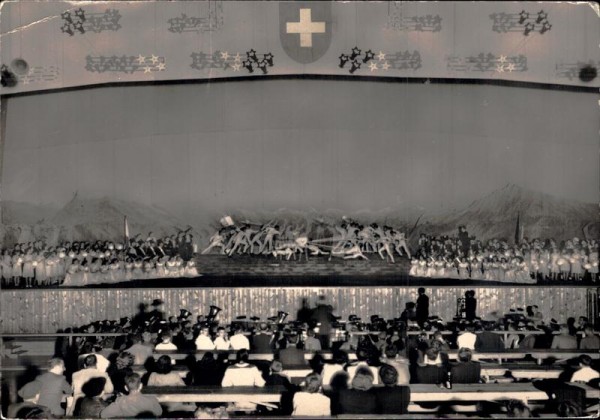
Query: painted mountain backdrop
[{"left": 0, "top": 184, "right": 596, "bottom": 247}]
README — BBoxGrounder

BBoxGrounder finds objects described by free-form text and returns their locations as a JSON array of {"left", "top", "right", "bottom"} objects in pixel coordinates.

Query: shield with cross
[{"left": 279, "top": 2, "right": 332, "bottom": 64}]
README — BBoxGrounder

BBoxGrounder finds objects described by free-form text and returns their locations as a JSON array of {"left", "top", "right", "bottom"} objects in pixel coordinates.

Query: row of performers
[{"left": 202, "top": 221, "right": 411, "bottom": 262}]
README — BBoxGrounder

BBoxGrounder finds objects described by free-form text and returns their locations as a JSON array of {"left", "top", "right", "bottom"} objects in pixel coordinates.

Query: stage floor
[{"left": 32, "top": 254, "right": 598, "bottom": 289}]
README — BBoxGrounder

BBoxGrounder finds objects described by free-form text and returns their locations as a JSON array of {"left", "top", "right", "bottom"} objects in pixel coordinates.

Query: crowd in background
[
  {"left": 7, "top": 294, "right": 599, "bottom": 418},
  {"left": 411, "top": 229, "right": 599, "bottom": 283},
  {"left": 0, "top": 230, "right": 197, "bottom": 288}
]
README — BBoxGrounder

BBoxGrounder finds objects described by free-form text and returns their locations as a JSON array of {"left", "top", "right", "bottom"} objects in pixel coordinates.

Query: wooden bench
[{"left": 142, "top": 385, "right": 285, "bottom": 404}]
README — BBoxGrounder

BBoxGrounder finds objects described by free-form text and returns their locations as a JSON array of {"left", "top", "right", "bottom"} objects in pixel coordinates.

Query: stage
[{"left": 1, "top": 254, "right": 596, "bottom": 289}]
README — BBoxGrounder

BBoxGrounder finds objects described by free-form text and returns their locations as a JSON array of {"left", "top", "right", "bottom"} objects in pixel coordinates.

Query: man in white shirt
[
  {"left": 155, "top": 332, "right": 178, "bottom": 351},
  {"left": 69, "top": 355, "right": 114, "bottom": 415},
  {"left": 229, "top": 326, "right": 250, "bottom": 350},
  {"left": 221, "top": 349, "right": 266, "bottom": 387},
  {"left": 213, "top": 327, "right": 231, "bottom": 350},
  {"left": 570, "top": 355, "right": 600, "bottom": 383},
  {"left": 457, "top": 325, "right": 477, "bottom": 350},
  {"left": 195, "top": 326, "right": 216, "bottom": 351}
]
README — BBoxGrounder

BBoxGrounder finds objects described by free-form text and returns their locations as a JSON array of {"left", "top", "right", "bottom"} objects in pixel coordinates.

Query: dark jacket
[
  {"left": 450, "top": 361, "right": 481, "bottom": 384},
  {"left": 373, "top": 385, "right": 411, "bottom": 414},
  {"left": 415, "top": 365, "right": 446, "bottom": 384},
  {"left": 475, "top": 331, "right": 504, "bottom": 351}
]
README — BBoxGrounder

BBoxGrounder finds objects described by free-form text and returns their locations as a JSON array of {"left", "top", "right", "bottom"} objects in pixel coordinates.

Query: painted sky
[{"left": 2, "top": 80, "right": 598, "bottom": 217}]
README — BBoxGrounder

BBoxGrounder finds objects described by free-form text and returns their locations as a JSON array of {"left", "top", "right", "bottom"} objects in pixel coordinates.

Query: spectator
[
  {"left": 279, "top": 334, "right": 307, "bottom": 367},
  {"left": 346, "top": 347, "right": 380, "bottom": 386},
  {"left": 100, "top": 373, "right": 162, "bottom": 418},
  {"left": 556, "top": 400, "right": 582, "bottom": 418},
  {"left": 457, "top": 324, "right": 477, "bottom": 350},
  {"left": 450, "top": 347, "right": 481, "bottom": 384},
  {"left": 570, "top": 355, "right": 600, "bottom": 383},
  {"left": 213, "top": 327, "right": 231, "bottom": 350},
  {"left": 221, "top": 349, "right": 266, "bottom": 387},
  {"left": 475, "top": 323, "right": 505, "bottom": 351},
  {"left": 335, "top": 367, "right": 377, "bottom": 415},
  {"left": 147, "top": 355, "right": 186, "bottom": 386},
  {"left": 414, "top": 348, "right": 446, "bottom": 384},
  {"left": 504, "top": 323, "right": 521, "bottom": 349},
  {"left": 322, "top": 350, "right": 349, "bottom": 387},
  {"left": 20, "top": 358, "right": 72, "bottom": 417},
  {"left": 229, "top": 326, "right": 250, "bottom": 350},
  {"left": 380, "top": 344, "right": 410, "bottom": 385},
  {"left": 291, "top": 373, "right": 331, "bottom": 416},
  {"left": 12, "top": 381, "right": 52, "bottom": 419},
  {"left": 195, "top": 326, "right": 216, "bottom": 351},
  {"left": 155, "top": 331, "right": 178, "bottom": 351},
  {"left": 430, "top": 331, "right": 450, "bottom": 352},
  {"left": 124, "top": 333, "right": 153, "bottom": 365},
  {"left": 373, "top": 364, "right": 411, "bottom": 414},
  {"left": 579, "top": 327, "right": 600, "bottom": 350},
  {"left": 265, "top": 360, "right": 292, "bottom": 388},
  {"left": 506, "top": 399, "right": 532, "bottom": 417},
  {"left": 251, "top": 323, "right": 274, "bottom": 352},
  {"left": 71, "top": 355, "right": 114, "bottom": 404},
  {"left": 191, "top": 352, "right": 226, "bottom": 386},
  {"left": 304, "top": 329, "right": 322, "bottom": 351},
  {"left": 77, "top": 377, "right": 109, "bottom": 418},
  {"left": 551, "top": 325, "right": 578, "bottom": 350},
  {"left": 106, "top": 351, "right": 134, "bottom": 395}
]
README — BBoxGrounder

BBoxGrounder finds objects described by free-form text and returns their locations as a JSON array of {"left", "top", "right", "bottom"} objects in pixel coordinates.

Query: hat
[{"left": 19, "top": 381, "right": 42, "bottom": 400}]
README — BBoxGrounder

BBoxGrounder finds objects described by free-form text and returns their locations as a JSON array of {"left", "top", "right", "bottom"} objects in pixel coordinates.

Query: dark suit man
[
  {"left": 414, "top": 348, "right": 446, "bottom": 384},
  {"left": 252, "top": 323, "right": 274, "bottom": 352},
  {"left": 475, "top": 324, "right": 505, "bottom": 351},
  {"left": 416, "top": 288, "right": 429, "bottom": 326},
  {"left": 450, "top": 348, "right": 481, "bottom": 383}
]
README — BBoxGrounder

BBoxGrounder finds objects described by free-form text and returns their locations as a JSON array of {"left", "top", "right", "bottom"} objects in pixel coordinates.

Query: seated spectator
[
  {"left": 265, "top": 360, "right": 292, "bottom": 388},
  {"left": 12, "top": 381, "right": 52, "bottom": 419},
  {"left": 334, "top": 367, "right": 377, "bottom": 415},
  {"left": 100, "top": 373, "right": 162, "bottom": 418},
  {"left": 72, "top": 355, "right": 114, "bottom": 402},
  {"left": 414, "top": 348, "right": 446, "bottom": 384},
  {"left": 570, "top": 354, "right": 600, "bottom": 383},
  {"left": 450, "top": 347, "right": 481, "bottom": 384},
  {"left": 229, "top": 326, "right": 250, "bottom": 350},
  {"left": 504, "top": 323, "right": 521, "bottom": 349},
  {"left": 322, "top": 350, "right": 349, "bottom": 387},
  {"left": 124, "top": 333, "right": 154, "bottom": 365},
  {"left": 506, "top": 399, "right": 532, "bottom": 417},
  {"left": 213, "top": 327, "right": 231, "bottom": 350},
  {"left": 373, "top": 364, "right": 410, "bottom": 414},
  {"left": 304, "top": 329, "right": 322, "bottom": 351},
  {"left": 107, "top": 351, "right": 134, "bottom": 395},
  {"left": 556, "top": 400, "right": 582, "bottom": 418},
  {"left": 552, "top": 325, "right": 578, "bottom": 350},
  {"left": 80, "top": 342, "right": 111, "bottom": 372},
  {"left": 457, "top": 324, "right": 477, "bottom": 350},
  {"left": 251, "top": 323, "right": 274, "bottom": 352},
  {"left": 292, "top": 373, "right": 331, "bottom": 417},
  {"left": 195, "top": 326, "right": 216, "bottom": 351},
  {"left": 190, "top": 352, "right": 226, "bottom": 386},
  {"left": 19, "top": 358, "right": 72, "bottom": 417},
  {"left": 430, "top": 331, "right": 451, "bottom": 352},
  {"left": 221, "top": 349, "right": 266, "bottom": 387},
  {"left": 147, "top": 355, "right": 186, "bottom": 386},
  {"left": 279, "top": 334, "right": 307, "bottom": 367},
  {"left": 475, "top": 323, "right": 505, "bottom": 351},
  {"left": 77, "top": 377, "right": 109, "bottom": 418},
  {"left": 380, "top": 344, "right": 410, "bottom": 385},
  {"left": 579, "top": 327, "right": 600, "bottom": 350},
  {"left": 155, "top": 331, "right": 178, "bottom": 351},
  {"left": 346, "top": 347, "right": 380, "bottom": 386}
]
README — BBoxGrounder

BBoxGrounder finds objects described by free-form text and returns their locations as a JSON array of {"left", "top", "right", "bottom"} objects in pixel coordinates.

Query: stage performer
[
  {"left": 259, "top": 225, "right": 281, "bottom": 254},
  {"left": 465, "top": 290, "right": 477, "bottom": 321}
]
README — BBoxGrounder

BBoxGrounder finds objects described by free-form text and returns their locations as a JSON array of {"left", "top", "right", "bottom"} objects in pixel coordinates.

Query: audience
[
  {"left": 451, "top": 347, "right": 481, "bottom": 383},
  {"left": 20, "top": 358, "right": 73, "bottom": 417},
  {"left": 335, "top": 366, "right": 378, "bottom": 415},
  {"left": 291, "top": 373, "right": 331, "bottom": 416},
  {"left": 372, "top": 364, "right": 411, "bottom": 414},
  {"left": 71, "top": 354, "right": 114, "bottom": 406},
  {"left": 100, "top": 373, "right": 162, "bottom": 418},
  {"left": 221, "top": 349, "right": 266, "bottom": 387},
  {"left": 415, "top": 348, "right": 446, "bottom": 384},
  {"left": 551, "top": 325, "right": 578, "bottom": 350},
  {"left": 77, "top": 377, "right": 109, "bottom": 418},
  {"left": 570, "top": 355, "right": 600, "bottom": 383}
]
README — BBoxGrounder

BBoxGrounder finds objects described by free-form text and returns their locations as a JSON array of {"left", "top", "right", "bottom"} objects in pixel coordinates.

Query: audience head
[
  {"left": 124, "top": 373, "right": 143, "bottom": 393},
  {"left": 83, "top": 354, "right": 97, "bottom": 369},
  {"left": 116, "top": 352, "right": 134, "bottom": 370},
  {"left": 236, "top": 349, "right": 249, "bottom": 364},
  {"left": 458, "top": 347, "right": 473, "bottom": 363},
  {"left": 332, "top": 350, "right": 349, "bottom": 365},
  {"left": 506, "top": 400, "right": 532, "bottom": 418},
  {"left": 155, "top": 355, "right": 173, "bottom": 374},
  {"left": 425, "top": 347, "right": 440, "bottom": 365},
  {"left": 578, "top": 354, "right": 592, "bottom": 367},
  {"left": 270, "top": 360, "right": 283, "bottom": 373},
  {"left": 160, "top": 332, "right": 172, "bottom": 343},
  {"left": 303, "top": 373, "right": 323, "bottom": 393},
  {"left": 379, "top": 364, "right": 399, "bottom": 386},
  {"left": 556, "top": 400, "right": 582, "bottom": 418},
  {"left": 48, "top": 358, "right": 65, "bottom": 374},
  {"left": 81, "top": 377, "right": 107, "bottom": 398},
  {"left": 351, "top": 367, "right": 374, "bottom": 391}
]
